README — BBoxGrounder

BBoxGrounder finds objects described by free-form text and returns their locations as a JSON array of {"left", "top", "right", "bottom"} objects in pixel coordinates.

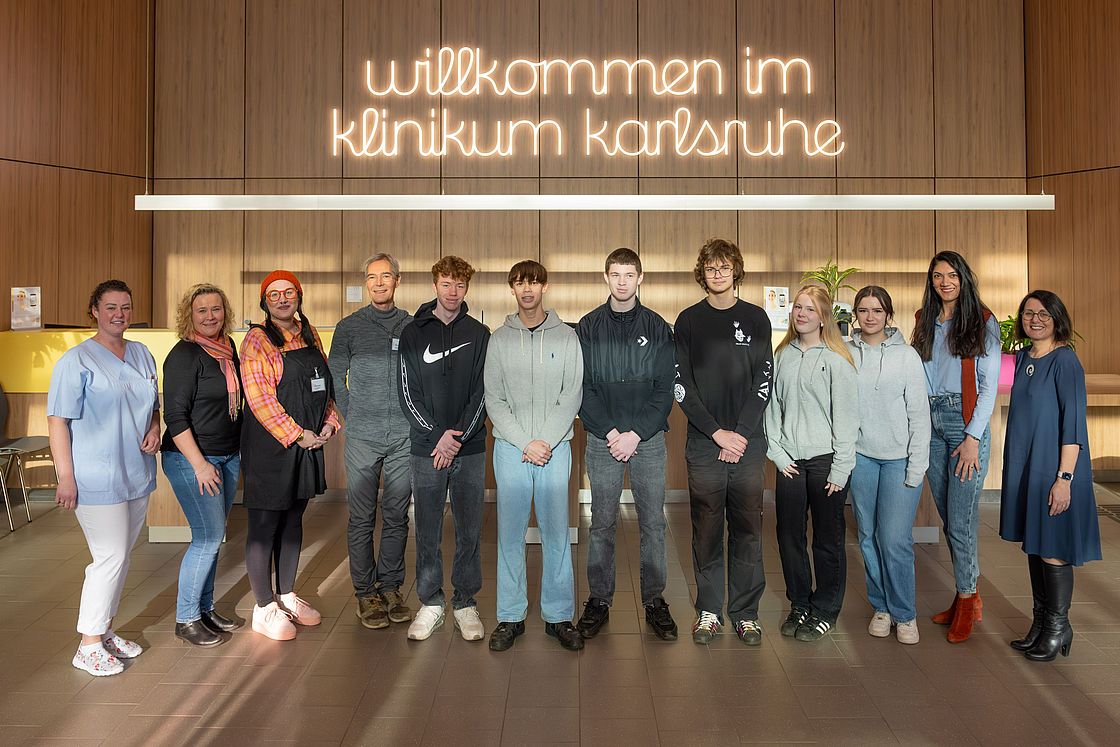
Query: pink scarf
[{"left": 189, "top": 333, "right": 241, "bottom": 421}]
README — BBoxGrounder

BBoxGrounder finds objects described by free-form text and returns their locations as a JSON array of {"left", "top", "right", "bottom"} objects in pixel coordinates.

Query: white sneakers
[
  {"left": 102, "top": 631, "right": 143, "bottom": 659},
  {"left": 868, "top": 612, "right": 920, "bottom": 644},
  {"left": 868, "top": 611, "right": 892, "bottom": 638},
  {"left": 253, "top": 601, "right": 297, "bottom": 641},
  {"left": 896, "top": 619, "right": 920, "bottom": 644},
  {"left": 278, "top": 592, "right": 322, "bottom": 626},
  {"left": 72, "top": 643, "right": 124, "bottom": 676},
  {"left": 453, "top": 606, "right": 485, "bottom": 641},
  {"left": 408, "top": 604, "right": 446, "bottom": 640}
]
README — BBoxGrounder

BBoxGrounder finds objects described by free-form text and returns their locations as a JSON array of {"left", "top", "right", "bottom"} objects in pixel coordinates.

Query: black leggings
[{"left": 246, "top": 501, "right": 309, "bottom": 607}]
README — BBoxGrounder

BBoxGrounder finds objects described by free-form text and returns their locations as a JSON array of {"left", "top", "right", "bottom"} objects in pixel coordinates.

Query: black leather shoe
[
  {"left": 1011, "top": 554, "right": 1045, "bottom": 651},
  {"left": 201, "top": 609, "right": 243, "bottom": 633},
  {"left": 488, "top": 620, "right": 525, "bottom": 651},
  {"left": 176, "top": 620, "right": 225, "bottom": 647},
  {"left": 645, "top": 598, "right": 678, "bottom": 641},
  {"left": 546, "top": 621, "right": 585, "bottom": 651},
  {"left": 576, "top": 598, "right": 609, "bottom": 638},
  {"left": 1025, "top": 562, "right": 1075, "bottom": 662}
]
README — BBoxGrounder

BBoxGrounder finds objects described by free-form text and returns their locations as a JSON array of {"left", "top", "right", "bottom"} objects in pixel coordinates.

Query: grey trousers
[
  {"left": 585, "top": 431, "right": 668, "bottom": 607},
  {"left": 344, "top": 435, "right": 412, "bottom": 597}
]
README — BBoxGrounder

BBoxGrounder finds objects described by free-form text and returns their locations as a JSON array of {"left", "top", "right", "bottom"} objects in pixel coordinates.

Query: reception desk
[{"left": 3, "top": 329, "right": 1117, "bottom": 542}]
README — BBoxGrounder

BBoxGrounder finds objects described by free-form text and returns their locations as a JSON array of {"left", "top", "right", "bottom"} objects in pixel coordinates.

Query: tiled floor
[{"left": 1, "top": 488, "right": 1118, "bottom": 746}]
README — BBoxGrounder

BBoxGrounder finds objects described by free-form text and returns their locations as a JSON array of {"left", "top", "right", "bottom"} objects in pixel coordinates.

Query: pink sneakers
[
  {"left": 252, "top": 601, "right": 297, "bottom": 641},
  {"left": 278, "top": 592, "right": 322, "bottom": 626}
]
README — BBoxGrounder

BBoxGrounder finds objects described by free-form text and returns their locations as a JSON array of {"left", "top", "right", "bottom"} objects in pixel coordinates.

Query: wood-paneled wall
[
  {"left": 1024, "top": 0, "right": 1120, "bottom": 375},
  {"left": 0, "top": 0, "right": 153, "bottom": 330},
  {"left": 153, "top": 0, "right": 1028, "bottom": 331}
]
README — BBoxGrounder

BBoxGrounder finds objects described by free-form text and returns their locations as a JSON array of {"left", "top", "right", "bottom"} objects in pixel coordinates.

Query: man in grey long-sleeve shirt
[{"left": 327, "top": 253, "right": 413, "bottom": 630}]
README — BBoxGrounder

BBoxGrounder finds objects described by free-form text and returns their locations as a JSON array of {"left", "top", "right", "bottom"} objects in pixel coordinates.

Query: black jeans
[
  {"left": 686, "top": 436, "right": 766, "bottom": 625},
  {"left": 775, "top": 453, "right": 847, "bottom": 623}
]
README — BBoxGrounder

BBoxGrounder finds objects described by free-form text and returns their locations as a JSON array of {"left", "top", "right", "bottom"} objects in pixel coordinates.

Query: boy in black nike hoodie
[{"left": 397, "top": 256, "right": 490, "bottom": 642}]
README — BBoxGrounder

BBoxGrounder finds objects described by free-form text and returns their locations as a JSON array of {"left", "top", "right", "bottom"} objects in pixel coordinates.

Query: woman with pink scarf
[{"left": 161, "top": 284, "right": 244, "bottom": 647}]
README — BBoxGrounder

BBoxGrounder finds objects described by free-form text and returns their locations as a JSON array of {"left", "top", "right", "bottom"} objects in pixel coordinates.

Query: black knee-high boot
[
  {"left": 1011, "top": 554, "right": 1045, "bottom": 651},
  {"left": 1025, "top": 562, "right": 1074, "bottom": 662}
]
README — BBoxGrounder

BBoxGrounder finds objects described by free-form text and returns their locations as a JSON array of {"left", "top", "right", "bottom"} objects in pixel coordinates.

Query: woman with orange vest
[{"left": 910, "top": 251, "right": 1001, "bottom": 643}]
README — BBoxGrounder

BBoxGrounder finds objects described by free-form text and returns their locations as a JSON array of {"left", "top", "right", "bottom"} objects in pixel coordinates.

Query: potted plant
[{"left": 802, "top": 259, "right": 861, "bottom": 335}]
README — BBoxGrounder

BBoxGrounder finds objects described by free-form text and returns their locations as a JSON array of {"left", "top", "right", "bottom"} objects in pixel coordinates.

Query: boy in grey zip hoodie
[
  {"left": 484, "top": 260, "right": 584, "bottom": 652},
  {"left": 847, "top": 286, "right": 932, "bottom": 641}
]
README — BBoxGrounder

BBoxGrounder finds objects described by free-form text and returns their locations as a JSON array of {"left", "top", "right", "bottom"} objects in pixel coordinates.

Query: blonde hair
[
  {"left": 175, "top": 283, "right": 235, "bottom": 340},
  {"left": 776, "top": 285, "right": 855, "bottom": 367}
]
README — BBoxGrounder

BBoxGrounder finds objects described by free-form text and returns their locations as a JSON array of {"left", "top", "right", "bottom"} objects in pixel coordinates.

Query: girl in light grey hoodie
[
  {"left": 765, "top": 285, "right": 859, "bottom": 642},
  {"left": 848, "top": 286, "right": 931, "bottom": 646}
]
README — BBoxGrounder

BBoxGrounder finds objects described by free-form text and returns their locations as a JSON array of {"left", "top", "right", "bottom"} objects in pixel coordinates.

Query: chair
[{"left": 0, "top": 383, "right": 56, "bottom": 530}]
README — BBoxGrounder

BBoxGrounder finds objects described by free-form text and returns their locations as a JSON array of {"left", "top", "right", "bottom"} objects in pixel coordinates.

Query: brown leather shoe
[
  {"left": 356, "top": 595, "right": 389, "bottom": 629},
  {"left": 932, "top": 592, "right": 983, "bottom": 625},
  {"left": 947, "top": 594, "right": 982, "bottom": 643},
  {"left": 382, "top": 589, "right": 412, "bottom": 624}
]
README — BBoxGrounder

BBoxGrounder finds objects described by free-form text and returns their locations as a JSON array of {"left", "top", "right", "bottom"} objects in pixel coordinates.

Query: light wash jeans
[
  {"left": 493, "top": 439, "right": 574, "bottom": 624},
  {"left": 927, "top": 394, "right": 990, "bottom": 594},
  {"left": 162, "top": 451, "right": 240, "bottom": 623},
  {"left": 850, "top": 454, "right": 922, "bottom": 623}
]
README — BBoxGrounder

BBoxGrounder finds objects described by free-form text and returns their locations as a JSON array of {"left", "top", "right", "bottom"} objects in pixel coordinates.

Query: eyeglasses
[
  {"left": 265, "top": 288, "right": 298, "bottom": 302},
  {"left": 703, "top": 266, "right": 733, "bottom": 278},
  {"left": 1021, "top": 310, "right": 1052, "bottom": 322}
]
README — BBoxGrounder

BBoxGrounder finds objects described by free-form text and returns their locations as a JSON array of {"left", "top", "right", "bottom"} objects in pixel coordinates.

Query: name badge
[
  {"left": 311, "top": 366, "right": 327, "bottom": 393},
  {"left": 392, "top": 338, "right": 400, "bottom": 351}
]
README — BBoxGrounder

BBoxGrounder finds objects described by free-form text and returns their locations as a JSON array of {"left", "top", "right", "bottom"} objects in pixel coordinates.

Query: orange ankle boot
[
  {"left": 932, "top": 592, "right": 983, "bottom": 625},
  {"left": 946, "top": 594, "right": 982, "bottom": 643}
]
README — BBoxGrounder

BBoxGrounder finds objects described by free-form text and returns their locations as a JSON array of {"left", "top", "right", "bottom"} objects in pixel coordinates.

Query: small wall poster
[
  {"left": 763, "top": 286, "right": 789, "bottom": 330},
  {"left": 11, "top": 287, "right": 41, "bottom": 330}
]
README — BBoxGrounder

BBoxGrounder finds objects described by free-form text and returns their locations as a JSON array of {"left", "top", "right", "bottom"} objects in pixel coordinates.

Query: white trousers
[{"left": 73, "top": 497, "right": 149, "bottom": 636}]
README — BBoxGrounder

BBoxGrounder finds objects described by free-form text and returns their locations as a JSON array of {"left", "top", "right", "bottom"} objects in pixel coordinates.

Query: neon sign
[{"left": 332, "top": 46, "right": 843, "bottom": 159}]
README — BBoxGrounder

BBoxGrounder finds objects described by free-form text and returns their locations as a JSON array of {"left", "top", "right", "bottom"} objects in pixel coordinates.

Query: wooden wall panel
[
  {"left": 58, "top": 172, "right": 153, "bottom": 326},
  {"left": 153, "top": 179, "right": 246, "bottom": 328},
  {"left": 246, "top": 0, "right": 342, "bottom": 178},
  {"left": 736, "top": 0, "right": 837, "bottom": 178},
  {"left": 935, "top": 178, "right": 1028, "bottom": 319},
  {"left": 440, "top": 179, "right": 541, "bottom": 327},
  {"left": 539, "top": 178, "right": 639, "bottom": 323},
  {"left": 0, "top": 0, "right": 61, "bottom": 165},
  {"left": 341, "top": 179, "right": 442, "bottom": 318},
  {"left": 440, "top": 0, "right": 541, "bottom": 178},
  {"left": 639, "top": 0, "right": 737, "bottom": 178},
  {"left": 934, "top": 0, "right": 1025, "bottom": 178},
  {"left": 637, "top": 178, "right": 737, "bottom": 320},
  {"left": 837, "top": 178, "right": 935, "bottom": 336},
  {"left": 59, "top": 0, "right": 149, "bottom": 176},
  {"left": 836, "top": 0, "right": 934, "bottom": 177},
  {"left": 1025, "top": 0, "right": 1120, "bottom": 177},
  {"left": 0, "top": 162, "right": 60, "bottom": 330},
  {"left": 1027, "top": 172, "right": 1120, "bottom": 375},
  {"left": 155, "top": 0, "right": 245, "bottom": 178},
  {"left": 540, "top": 0, "right": 638, "bottom": 178},
  {"left": 737, "top": 177, "right": 836, "bottom": 309},
  {"left": 244, "top": 179, "right": 343, "bottom": 325}
]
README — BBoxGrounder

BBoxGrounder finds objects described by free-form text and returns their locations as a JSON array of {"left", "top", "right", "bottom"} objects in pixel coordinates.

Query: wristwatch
[{"left": 1057, "top": 471, "right": 1074, "bottom": 481}]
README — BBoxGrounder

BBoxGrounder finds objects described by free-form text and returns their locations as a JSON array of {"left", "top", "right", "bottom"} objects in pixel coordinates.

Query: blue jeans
[
  {"left": 410, "top": 452, "right": 485, "bottom": 610},
  {"left": 927, "top": 394, "right": 990, "bottom": 594},
  {"left": 494, "top": 439, "right": 574, "bottom": 624},
  {"left": 162, "top": 451, "right": 240, "bottom": 623},
  {"left": 850, "top": 454, "right": 922, "bottom": 622},
  {"left": 585, "top": 432, "right": 668, "bottom": 607}
]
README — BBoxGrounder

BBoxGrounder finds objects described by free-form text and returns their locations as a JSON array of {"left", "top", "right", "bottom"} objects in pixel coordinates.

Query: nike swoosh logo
[{"left": 422, "top": 342, "right": 471, "bottom": 364}]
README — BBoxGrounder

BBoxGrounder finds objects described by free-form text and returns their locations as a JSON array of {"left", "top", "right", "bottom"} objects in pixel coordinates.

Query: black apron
[{"left": 241, "top": 336, "right": 333, "bottom": 511}]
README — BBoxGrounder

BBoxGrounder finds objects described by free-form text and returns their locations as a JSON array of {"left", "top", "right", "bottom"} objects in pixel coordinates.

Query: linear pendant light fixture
[{"left": 134, "top": 193, "right": 1053, "bottom": 211}]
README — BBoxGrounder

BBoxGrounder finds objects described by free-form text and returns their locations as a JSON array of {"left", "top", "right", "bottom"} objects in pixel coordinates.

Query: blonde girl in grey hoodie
[
  {"left": 765, "top": 285, "right": 859, "bottom": 642},
  {"left": 848, "top": 286, "right": 931, "bottom": 645}
]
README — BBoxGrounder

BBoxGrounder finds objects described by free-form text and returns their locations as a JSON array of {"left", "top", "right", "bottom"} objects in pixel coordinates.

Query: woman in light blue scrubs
[{"left": 47, "top": 280, "right": 161, "bottom": 677}]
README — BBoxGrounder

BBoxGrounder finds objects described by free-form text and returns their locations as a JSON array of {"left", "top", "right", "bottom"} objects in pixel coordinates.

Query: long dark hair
[
  {"left": 259, "top": 294, "right": 315, "bottom": 349},
  {"left": 1015, "top": 290, "right": 1073, "bottom": 344},
  {"left": 911, "top": 251, "right": 989, "bottom": 361}
]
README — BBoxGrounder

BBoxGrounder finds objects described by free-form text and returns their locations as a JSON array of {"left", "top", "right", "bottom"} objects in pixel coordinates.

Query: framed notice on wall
[
  {"left": 11, "top": 287, "right": 41, "bottom": 330},
  {"left": 763, "top": 286, "right": 789, "bottom": 331}
]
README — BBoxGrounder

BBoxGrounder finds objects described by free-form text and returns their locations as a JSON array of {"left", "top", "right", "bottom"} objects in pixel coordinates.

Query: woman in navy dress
[{"left": 1000, "top": 290, "right": 1101, "bottom": 662}]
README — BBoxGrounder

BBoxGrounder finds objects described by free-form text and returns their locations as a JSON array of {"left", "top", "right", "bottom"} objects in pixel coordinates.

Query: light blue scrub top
[
  {"left": 922, "top": 315, "right": 1001, "bottom": 441},
  {"left": 47, "top": 338, "right": 159, "bottom": 505}
]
